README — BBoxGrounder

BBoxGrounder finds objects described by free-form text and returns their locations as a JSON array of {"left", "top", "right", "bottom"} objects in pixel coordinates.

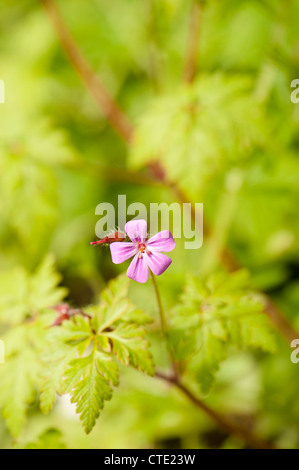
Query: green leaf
[
  {"left": 129, "top": 75, "right": 265, "bottom": 199},
  {"left": 25, "top": 428, "right": 66, "bottom": 449},
  {"left": 39, "top": 340, "right": 78, "bottom": 414},
  {"left": 0, "top": 331, "right": 39, "bottom": 437},
  {"left": 100, "top": 273, "right": 130, "bottom": 306},
  {"left": 0, "top": 257, "right": 67, "bottom": 436},
  {"left": 65, "top": 352, "right": 113, "bottom": 434},
  {"left": 170, "top": 270, "right": 277, "bottom": 394},
  {"left": 191, "top": 331, "right": 228, "bottom": 395},
  {"left": 96, "top": 352, "right": 120, "bottom": 387},
  {"left": 0, "top": 255, "right": 67, "bottom": 325},
  {"left": 39, "top": 274, "right": 154, "bottom": 433},
  {"left": 106, "top": 324, "right": 155, "bottom": 376},
  {"left": 29, "top": 254, "right": 68, "bottom": 312}
]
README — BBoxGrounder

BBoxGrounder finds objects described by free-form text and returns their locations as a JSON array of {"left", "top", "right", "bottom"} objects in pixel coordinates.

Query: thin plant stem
[
  {"left": 150, "top": 271, "right": 168, "bottom": 339},
  {"left": 40, "top": 0, "right": 133, "bottom": 143},
  {"left": 41, "top": 0, "right": 298, "bottom": 345},
  {"left": 150, "top": 271, "right": 178, "bottom": 376},
  {"left": 40, "top": 0, "right": 293, "bottom": 447},
  {"left": 184, "top": 1, "right": 202, "bottom": 84},
  {"left": 155, "top": 371, "right": 278, "bottom": 449}
]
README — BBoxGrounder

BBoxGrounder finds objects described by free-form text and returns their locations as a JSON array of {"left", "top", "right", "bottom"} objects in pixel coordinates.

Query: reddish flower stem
[
  {"left": 155, "top": 371, "right": 278, "bottom": 449},
  {"left": 40, "top": 0, "right": 292, "bottom": 447},
  {"left": 40, "top": 0, "right": 134, "bottom": 144},
  {"left": 183, "top": 1, "right": 203, "bottom": 84},
  {"left": 40, "top": 0, "right": 298, "bottom": 343}
]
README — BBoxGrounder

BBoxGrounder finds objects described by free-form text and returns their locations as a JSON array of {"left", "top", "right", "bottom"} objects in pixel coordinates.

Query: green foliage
[
  {"left": 0, "top": 345, "right": 38, "bottom": 438},
  {"left": 0, "top": 0, "right": 299, "bottom": 450},
  {"left": 40, "top": 275, "right": 154, "bottom": 434},
  {"left": 170, "top": 270, "right": 277, "bottom": 394},
  {"left": 25, "top": 428, "right": 66, "bottom": 450},
  {"left": 130, "top": 75, "right": 265, "bottom": 198},
  {"left": 0, "top": 254, "right": 67, "bottom": 325},
  {"left": 0, "top": 102, "right": 76, "bottom": 266},
  {"left": 0, "top": 271, "right": 154, "bottom": 437},
  {"left": 64, "top": 353, "right": 114, "bottom": 434},
  {"left": 0, "top": 255, "right": 66, "bottom": 437}
]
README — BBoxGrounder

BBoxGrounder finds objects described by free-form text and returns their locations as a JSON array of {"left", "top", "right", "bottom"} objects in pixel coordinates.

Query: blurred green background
[{"left": 0, "top": 0, "right": 299, "bottom": 449}]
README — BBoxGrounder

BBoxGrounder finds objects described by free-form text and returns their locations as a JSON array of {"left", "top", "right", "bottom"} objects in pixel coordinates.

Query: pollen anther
[{"left": 137, "top": 241, "right": 146, "bottom": 254}]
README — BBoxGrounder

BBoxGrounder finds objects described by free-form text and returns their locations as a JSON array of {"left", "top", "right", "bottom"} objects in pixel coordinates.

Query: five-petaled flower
[{"left": 110, "top": 220, "right": 175, "bottom": 283}]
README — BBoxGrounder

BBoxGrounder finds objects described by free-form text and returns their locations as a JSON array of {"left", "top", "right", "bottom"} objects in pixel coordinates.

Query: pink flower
[{"left": 110, "top": 220, "right": 175, "bottom": 283}]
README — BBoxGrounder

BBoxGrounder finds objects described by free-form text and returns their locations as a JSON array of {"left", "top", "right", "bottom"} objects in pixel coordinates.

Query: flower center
[
  {"left": 137, "top": 241, "right": 151, "bottom": 258},
  {"left": 138, "top": 242, "right": 146, "bottom": 252}
]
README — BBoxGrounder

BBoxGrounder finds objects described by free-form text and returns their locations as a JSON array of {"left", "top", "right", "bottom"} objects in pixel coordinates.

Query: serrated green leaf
[
  {"left": 0, "top": 345, "right": 38, "bottom": 437},
  {"left": 29, "top": 254, "right": 68, "bottom": 311},
  {"left": 65, "top": 352, "right": 113, "bottom": 434},
  {"left": 0, "top": 255, "right": 67, "bottom": 325},
  {"left": 171, "top": 270, "right": 277, "bottom": 393},
  {"left": 106, "top": 324, "right": 155, "bottom": 376},
  {"left": 129, "top": 75, "right": 265, "bottom": 199},
  {"left": 39, "top": 275, "right": 154, "bottom": 433}
]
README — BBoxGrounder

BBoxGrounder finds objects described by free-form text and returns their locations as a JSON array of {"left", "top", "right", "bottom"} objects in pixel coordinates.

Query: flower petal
[
  {"left": 127, "top": 253, "right": 149, "bottom": 283},
  {"left": 125, "top": 219, "right": 147, "bottom": 243},
  {"left": 147, "top": 230, "right": 175, "bottom": 253},
  {"left": 110, "top": 242, "right": 137, "bottom": 264},
  {"left": 144, "top": 251, "right": 172, "bottom": 276}
]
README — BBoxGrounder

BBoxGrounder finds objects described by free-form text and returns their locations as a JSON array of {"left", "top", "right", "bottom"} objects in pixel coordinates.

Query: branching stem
[
  {"left": 155, "top": 371, "right": 278, "bottom": 449},
  {"left": 40, "top": 0, "right": 295, "bottom": 445},
  {"left": 40, "top": 0, "right": 133, "bottom": 143}
]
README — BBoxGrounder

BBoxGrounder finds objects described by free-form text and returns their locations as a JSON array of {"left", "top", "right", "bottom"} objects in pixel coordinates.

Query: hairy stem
[
  {"left": 155, "top": 371, "right": 277, "bottom": 449},
  {"left": 184, "top": 1, "right": 203, "bottom": 84},
  {"left": 145, "top": 0, "right": 162, "bottom": 93},
  {"left": 41, "top": 0, "right": 298, "bottom": 343},
  {"left": 151, "top": 270, "right": 277, "bottom": 448},
  {"left": 40, "top": 0, "right": 133, "bottom": 143},
  {"left": 150, "top": 271, "right": 178, "bottom": 376},
  {"left": 40, "top": 0, "right": 294, "bottom": 446},
  {"left": 150, "top": 271, "right": 168, "bottom": 338}
]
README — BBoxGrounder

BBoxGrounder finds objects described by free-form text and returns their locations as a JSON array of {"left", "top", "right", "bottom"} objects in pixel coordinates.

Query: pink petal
[
  {"left": 144, "top": 251, "right": 172, "bottom": 276},
  {"left": 147, "top": 230, "right": 175, "bottom": 253},
  {"left": 110, "top": 242, "right": 137, "bottom": 264},
  {"left": 127, "top": 253, "right": 149, "bottom": 283},
  {"left": 125, "top": 219, "right": 147, "bottom": 243}
]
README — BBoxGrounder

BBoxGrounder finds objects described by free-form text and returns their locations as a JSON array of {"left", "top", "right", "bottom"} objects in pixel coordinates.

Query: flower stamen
[{"left": 137, "top": 241, "right": 146, "bottom": 254}]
